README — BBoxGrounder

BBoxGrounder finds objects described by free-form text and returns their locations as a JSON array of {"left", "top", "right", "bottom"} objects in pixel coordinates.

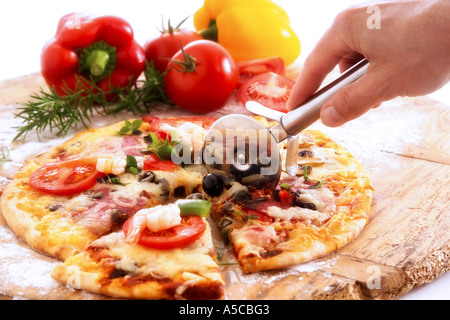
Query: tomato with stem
[
  {"left": 143, "top": 18, "right": 202, "bottom": 73},
  {"left": 164, "top": 40, "right": 238, "bottom": 113}
]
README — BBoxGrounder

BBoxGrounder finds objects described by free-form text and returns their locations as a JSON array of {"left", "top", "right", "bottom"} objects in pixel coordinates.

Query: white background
[{"left": 0, "top": 0, "right": 448, "bottom": 299}]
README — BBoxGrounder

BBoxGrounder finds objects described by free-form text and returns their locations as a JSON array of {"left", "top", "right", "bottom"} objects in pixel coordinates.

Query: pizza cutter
[{"left": 203, "top": 58, "right": 369, "bottom": 189}]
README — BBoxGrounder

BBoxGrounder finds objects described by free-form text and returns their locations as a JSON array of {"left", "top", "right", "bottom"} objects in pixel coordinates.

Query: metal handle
[{"left": 280, "top": 58, "right": 370, "bottom": 137}]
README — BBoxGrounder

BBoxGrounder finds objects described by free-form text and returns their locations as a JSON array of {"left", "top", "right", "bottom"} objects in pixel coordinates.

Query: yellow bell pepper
[{"left": 194, "top": 0, "right": 301, "bottom": 65}]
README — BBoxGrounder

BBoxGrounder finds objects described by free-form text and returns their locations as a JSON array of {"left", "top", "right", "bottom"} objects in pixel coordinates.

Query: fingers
[
  {"left": 286, "top": 27, "right": 352, "bottom": 111},
  {"left": 320, "top": 67, "right": 395, "bottom": 127}
]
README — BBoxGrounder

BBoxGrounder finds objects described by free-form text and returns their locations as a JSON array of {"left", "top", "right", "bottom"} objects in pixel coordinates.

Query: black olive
[
  {"left": 202, "top": 172, "right": 225, "bottom": 197},
  {"left": 291, "top": 191, "right": 317, "bottom": 210}
]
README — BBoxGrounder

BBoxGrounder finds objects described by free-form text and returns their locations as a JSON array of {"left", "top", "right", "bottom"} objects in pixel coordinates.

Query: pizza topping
[
  {"left": 177, "top": 199, "right": 212, "bottom": 218},
  {"left": 143, "top": 154, "right": 178, "bottom": 171},
  {"left": 96, "top": 157, "right": 127, "bottom": 176},
  {"left": 239, "top": 225, "right": 278, "bottom": 247},
  {"left": 138, "top": 170, "right": 156, "bottom": 183},
  {"left": 158, "top": 121, "right": 207, "bottom": 154},
  {"left": 264, "top": 206, "right": 329, "bottom": 226},
  {"left": 123, "top": 214, "right": 206, "bottom": 250},
  {"left": 202, "top": 172, "right": 225, "bottom": 197},
  {"left": 29, "top": 158, "right": 102, "bottom": 196},
  {"left": 125, "top": 204, "right": 182, "bottom": 245},
  {"left": 294, "top": 188, "right": 335, "bottom": 213},
  {"left": 121, "top": 135, "right": 146, "bottom": 157}
]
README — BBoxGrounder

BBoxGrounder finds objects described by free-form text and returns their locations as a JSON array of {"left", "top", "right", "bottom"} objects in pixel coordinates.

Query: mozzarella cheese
[
  {"left": 264, "top": 206, "right": 329, "bottom": 226},
  {"left": 88, "top": 228, "right": 221, "bottom": 282},
  {"left": 159, "top": 122, "right": 206, "bottom": 153}
]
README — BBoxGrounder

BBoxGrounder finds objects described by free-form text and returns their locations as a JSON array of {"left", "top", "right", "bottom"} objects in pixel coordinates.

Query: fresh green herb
[
  {"left": 13, "top": 61, "right": 169, "bottom": 141},
  {"left": 146, "top": 130, "right": 179, "bottom": 161},
  {"left": 309, "top": 180, "right": 325, "bottom": 189},
  {"left": 117, "top": 120, "right": 142, "bottom": 136},
  {"left": 280, "top": 183, "right": 292, "bottom": 190},
  {"left": 216, "top": 261, "right": 239, "bottom": 266},
  {"left": 0, "top": 147, "right": 11, "bottom": 165},
  {"left": 125, "top": 155, "right": 139, "bottom": 174},
  {"left": 303, "top": 166, "right": 310, "bottom": 182},
  {"left": 235, "top": 210, "right": 258, "bottom": 220},
  {"left": 97, "top": 174, "right": 126, "bottom": 185},
  {"left": 110, "top": 176, "right": 125, "bottom": 185}
]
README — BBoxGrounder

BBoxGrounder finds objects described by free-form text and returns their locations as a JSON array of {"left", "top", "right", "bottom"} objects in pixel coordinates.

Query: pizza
[{"left": 0, "top": 115, "right": 373, "bottom": 300}]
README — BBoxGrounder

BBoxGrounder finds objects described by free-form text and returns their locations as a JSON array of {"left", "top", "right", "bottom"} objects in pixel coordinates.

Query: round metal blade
[{"left": 203, "top": 115, "right": 281, "bottom": 190}]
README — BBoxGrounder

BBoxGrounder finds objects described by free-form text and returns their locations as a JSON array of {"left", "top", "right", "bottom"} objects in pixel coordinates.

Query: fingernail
[{"left": 321, "top": 106, "right": 346, "bottom": 127}]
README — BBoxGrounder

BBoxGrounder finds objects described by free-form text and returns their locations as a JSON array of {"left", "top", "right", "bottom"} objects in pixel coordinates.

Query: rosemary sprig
[{"left": 13, "top": 62, "right": 169, "bottom": 142}]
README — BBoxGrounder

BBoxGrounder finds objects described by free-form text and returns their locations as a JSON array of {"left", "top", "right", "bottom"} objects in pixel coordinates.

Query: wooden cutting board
[{"left": 0, "top": 72, "right": 448, "bottom": 300}]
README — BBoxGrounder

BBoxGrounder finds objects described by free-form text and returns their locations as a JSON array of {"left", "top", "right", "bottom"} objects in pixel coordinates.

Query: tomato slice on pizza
[
  {"left": 143, "top": 153, "right": 178, "bottom": 171},
  {"left": 122, "top": 215, "right": 206, "bottom": 250},
  {"left": 29, "top": 158, "right": 104, "bottom": 196}
]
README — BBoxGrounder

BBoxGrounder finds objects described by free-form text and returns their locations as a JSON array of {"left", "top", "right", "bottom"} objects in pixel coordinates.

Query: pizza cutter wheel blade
[
  {"left": 204, "top": 58, "right": 369, "bottom": 188},
  {"left": 203, "top": 114, "right": 282, "bottom": 190}
]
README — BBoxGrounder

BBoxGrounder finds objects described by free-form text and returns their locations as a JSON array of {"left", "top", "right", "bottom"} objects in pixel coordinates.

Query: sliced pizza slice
[
  {"left": 51, "top": 200, "right": 225, "bottom": 300},
  {"left": 205, "top": 130, "right": 373, "bottom": 273},
  {"left": 1, "top": 117, "right": 213, "bottom": 260}
]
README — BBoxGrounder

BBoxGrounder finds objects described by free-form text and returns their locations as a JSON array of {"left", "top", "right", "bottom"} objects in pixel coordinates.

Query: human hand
[{"left": 287, "top": 0, "right": 450, "bottom": 127}]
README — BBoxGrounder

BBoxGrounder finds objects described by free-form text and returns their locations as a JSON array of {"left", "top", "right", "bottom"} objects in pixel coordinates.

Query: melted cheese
[
  {"left": 89, "top": 228, "right": 220, "bottom": 281},
  {"left": 265, "top": 206, "right": 329, "bottom": 226}
]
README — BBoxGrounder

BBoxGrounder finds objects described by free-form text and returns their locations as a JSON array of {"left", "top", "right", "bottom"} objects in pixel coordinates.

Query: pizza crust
[
  {"left": 211, "top": 130, "right": 374, "bottom": 273},
  {"left": 50, "top": 225, "right": 225, "bottom": 300}
]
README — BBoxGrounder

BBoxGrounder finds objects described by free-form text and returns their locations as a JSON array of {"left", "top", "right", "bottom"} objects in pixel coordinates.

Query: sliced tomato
[
  {"left": 237, "top": 72, "right": 295, "bottom": 113},
  {"left": 143, "top": 153, "right": 178, "bottom": 171},
  {"left": 122, "top": 215, "right": 206, "bottom": 249},
  {"left": 29, "top": 158, "right": 102, "bottom": 196},
  {"left": 236, "top": 57, "right": 285, "bottom": 87}
]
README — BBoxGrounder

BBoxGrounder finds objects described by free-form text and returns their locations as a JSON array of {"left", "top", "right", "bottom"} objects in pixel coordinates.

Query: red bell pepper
[{"left": 41, "top": 13, "right": 145, "bottom": 96}]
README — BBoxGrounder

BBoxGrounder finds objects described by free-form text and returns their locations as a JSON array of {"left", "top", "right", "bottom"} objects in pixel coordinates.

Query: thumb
[{"left": 320, "top": 69, "right": 394, "bottom": 127}]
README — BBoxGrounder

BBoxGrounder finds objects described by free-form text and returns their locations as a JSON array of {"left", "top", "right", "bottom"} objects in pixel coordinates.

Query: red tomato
[
  {"left": 143, "top": 154, "right": 178, "bottom": 171},
  {"left": 122, "top": 215, "right": 206, "bottom": 249},
  {"left": 29, "top": 158, "right": 102, "bottom": 196},
  {"left": 236, "top": 57, "right": 285, "bottom": 87},
  {"left": 143, "top": 29, "right": 201, "bottom": 73},
  {"left": 164, "top": 40, "right": 238, "bottom": 113},
  {"left": 237, "top": 72, "right": 295, "bottom": 113}
]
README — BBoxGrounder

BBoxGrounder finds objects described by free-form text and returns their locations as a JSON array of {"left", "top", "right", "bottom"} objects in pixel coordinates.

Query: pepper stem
[
  {"left": 78, "top": 41, "right": 117, "bottom": 82},
  {"left": 86, "top": 50, "right": 110, "bottom": 77},
  {"left": 198, "top": 19, "right": 218, "bottom": 42}
]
